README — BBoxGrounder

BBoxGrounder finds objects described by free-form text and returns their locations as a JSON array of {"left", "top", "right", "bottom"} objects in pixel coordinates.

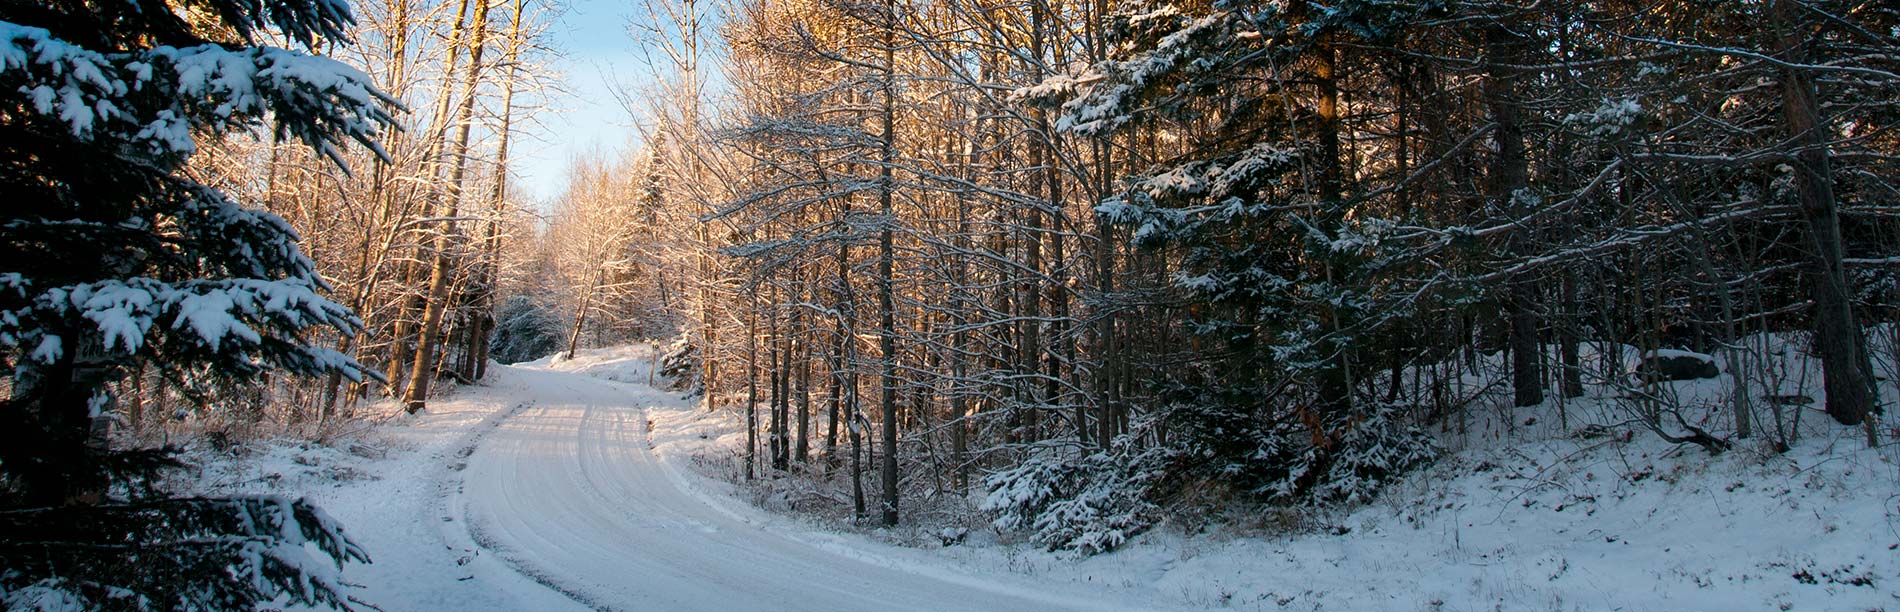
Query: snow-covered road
[
  {"left": 208, "top": 347, "right": 1900, "bottom": 612},
  {"left": 459, "top": 365, "right": 1109, "bottom": 612}
]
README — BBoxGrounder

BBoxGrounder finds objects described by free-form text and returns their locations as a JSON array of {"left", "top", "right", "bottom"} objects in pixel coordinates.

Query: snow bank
[
  {"left": 624, "top": 337, "right": 1900, "bottom": 611},
  {"left": 185, "top": 368, "right": 589, "bottom": 612}
]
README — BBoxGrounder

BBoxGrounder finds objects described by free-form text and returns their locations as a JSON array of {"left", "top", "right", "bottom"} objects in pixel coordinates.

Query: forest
[{"left": 1, "top": 0, "right": 1897, "bottom": 609}]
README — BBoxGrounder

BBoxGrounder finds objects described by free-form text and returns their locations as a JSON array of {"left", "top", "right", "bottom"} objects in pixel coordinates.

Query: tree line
[
  {"left": 104, "top": 0, "right": 561, "bottom": 432},
  {"left": 2, "top": 0, "right": 1894, "bottom": 605},
  {"left": 585, "top": 0, "right": 1900, "bottom": 545}
]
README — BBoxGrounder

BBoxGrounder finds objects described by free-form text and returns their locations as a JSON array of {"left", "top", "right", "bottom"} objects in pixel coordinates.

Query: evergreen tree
[
  {"left": 490, "top": 294, "right": 568, "bottom": 365},
  {"left": 982, "top": 0, "right": 1444, "bottom": 551},
  {"left": 0, "top": 0, "right": 394, "bottom": 608},
  {"left": 1061, "top": 0, "right": 1438, "bottom": 481}
]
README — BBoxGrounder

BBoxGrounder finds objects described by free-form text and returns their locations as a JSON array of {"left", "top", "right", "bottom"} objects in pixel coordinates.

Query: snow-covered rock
[{"left": 1638, "top": 348, "right": 1721, "bottom": 381}]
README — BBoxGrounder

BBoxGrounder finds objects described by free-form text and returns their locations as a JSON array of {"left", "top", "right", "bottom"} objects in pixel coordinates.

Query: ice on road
[{"left": 461, "top": 365, "right": 1110, "bottom": 612}]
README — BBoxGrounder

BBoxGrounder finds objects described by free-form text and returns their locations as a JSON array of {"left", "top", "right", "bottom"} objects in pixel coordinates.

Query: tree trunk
[
  {"left": 875, "top": 2, "right": 901, "bottom": 526},
  {"left": 564, "top": 270, "right": 601, "bottom": 360},
  {"left": 770, "top": 297, "right": 789, "bottom": 472},
  {"left": 466, "top": 0, "right": 527, "bottom": 383},
  {"left": 1483, "top": 19, "right": 1545, "bottom": 408},
  {"left": 1771, "top": 0, "right": 1875, "bottom": 435},
  {"left": 1313, "top": 39, "right": 1353, "bottom": 412},
  {"left": 746, "top": 298, "right": 759, "bottom": 480},
  {"left": 403, "top": 0, "right": 492, "bottom": 413},
  {"left": 796, "top": 314, "right": 812, "bottom": 464},
  {"left": 827, "top": 315, "right": 844, "bottom": 469}
]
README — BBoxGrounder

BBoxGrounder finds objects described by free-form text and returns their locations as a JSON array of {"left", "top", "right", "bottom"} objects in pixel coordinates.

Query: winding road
[{"left": 457, "top": 365, "right": 1108, "bottom": 612}]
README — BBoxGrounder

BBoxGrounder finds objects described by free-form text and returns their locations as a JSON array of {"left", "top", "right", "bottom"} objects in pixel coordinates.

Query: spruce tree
[
  {"left": 0, "top": 0, "right": 393, "bottom": 608},
  {"left": 980, "top": 0, "right": 1445, "bottom": 552},
  {"left": 1041, "top": 0, "right": 1441, "bottom": 499}
]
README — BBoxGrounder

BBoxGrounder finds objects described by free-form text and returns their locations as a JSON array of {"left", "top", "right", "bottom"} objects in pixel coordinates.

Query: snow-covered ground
[
  {"left": 190, "top": 367, "right": 592, "bottom": 611},
  {"left": 190, "top": 343, "right": 1900, "bottom": 611},
  {"left": 194, "top": 348, "right": 1149, "bottom": 611},
  {"left": 552, "top": 344, "right": 1900, "bottom": 612}
]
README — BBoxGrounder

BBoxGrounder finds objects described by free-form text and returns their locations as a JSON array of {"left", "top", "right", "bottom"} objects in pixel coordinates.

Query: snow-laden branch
[
  {"left": 0, "top": 276, "right": 370, "bottom": 380},
  {"left": 0, "top": 20, "right": 399, "bottom": 168}
]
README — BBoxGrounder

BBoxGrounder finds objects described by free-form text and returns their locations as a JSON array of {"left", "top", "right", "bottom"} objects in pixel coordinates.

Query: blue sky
[{"left": 512, "top": 0, "right": 644, "bottom": 206}]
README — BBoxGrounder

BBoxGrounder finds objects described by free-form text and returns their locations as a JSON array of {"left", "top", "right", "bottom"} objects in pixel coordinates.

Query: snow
[
  {"left": 1647, "top": 348, "right": 1715, "bottom": 361},
  {"left": 172, "top": 289, "right": 257, "bottom": 352},
  {"left": 191, "top": 347, "right": 1140, "bottom": 611},
  {"left": 1113, "top": 431, "right": 1899, "bottom": 611},
  {"left": 467, "top": 347, "right": 1144, "bottom": 611},
  {"left": 186, "top": 340, "right": 1899, "bottom": 611},
  {"left": 1010, "top": 74, "right": 1079, "bottom": 104},
  {"left": 626, "top": 338, "right": 1900, "bottom": 611},
  {"left": 76, "top": 282, "right": 158, "bottom": 351},
  {"left": 1564, "top": 97, "right": 1644, "bottom": 137},
  {"left": 1, "top": 277, "right": 360, "bottom": 378},
  {"left": 27, "top": 334, "right": 59, "bottom": 363},
  {"left": 190, "top": 374, "right": 592, "bottom": 611},
  {"left": 0, "top": 18, "right": 394, "bottom": 161},
  {"left": 0, "top": 580, "right": 87, "bottom": 612},
  {"left": 1053, "top": 12, "right": 1226, "bottom": 135}
]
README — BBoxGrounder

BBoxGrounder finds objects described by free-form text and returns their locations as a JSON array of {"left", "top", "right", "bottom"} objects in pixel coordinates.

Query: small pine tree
[{"left": 0, "top": 0, "right": 394, "bottom": 608}]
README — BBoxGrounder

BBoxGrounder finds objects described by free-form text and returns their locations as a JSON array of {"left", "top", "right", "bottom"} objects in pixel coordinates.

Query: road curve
[{"left": 459, "top": 365, "right": 1105, "bottom": 612}]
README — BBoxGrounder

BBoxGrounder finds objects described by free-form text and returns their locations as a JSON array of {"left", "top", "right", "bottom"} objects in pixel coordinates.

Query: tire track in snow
[
  {"left": 431, "top": 399, "right": 615, "bottom": 611},
  {"left": 455, "top": 366, "right": 1139, "bottom": 612}
]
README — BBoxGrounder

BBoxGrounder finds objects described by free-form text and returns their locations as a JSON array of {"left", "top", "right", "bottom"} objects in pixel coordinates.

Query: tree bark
[
  {"left": 875, "top": 0, "right": 901, "bottom": 526},
  {"left": 466, "top": 0, "right": 528, "bottom": 383},
  {"left": 1313, "top": 39, "right": 1354, "bottom": 412},
  {"left": 796, "top": 305, "right": 812, "bottom": 464},
  {"left": 1771, "top": 0, "right": 1875, "bottom": 435},
  {"left": 746, "top": 296, "right": 759, "bottom": 480},
  {"left": 403, "top": 0, "right": 492, "bottom": 413},
  {"left": 1483, "top": 18, "right": 1545, "bottom": 408}
]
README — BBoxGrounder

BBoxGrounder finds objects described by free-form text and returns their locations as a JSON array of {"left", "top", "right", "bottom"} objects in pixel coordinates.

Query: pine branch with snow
[
  {"left": 0, "top": 0, "right": 394, "bottom": 609},
  {"left": 0, "top": 496, "right": 370, "bottom": 611}
]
